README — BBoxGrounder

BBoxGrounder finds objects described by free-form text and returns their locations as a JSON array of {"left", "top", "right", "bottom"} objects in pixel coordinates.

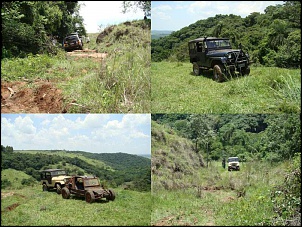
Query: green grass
[
  {"left": 151, "top": 61, "right": 301, "bottom": 113},
  {"left": 1, "top": 184, "right": 151, "bottom": 226},
  {"left": 151, "top": 161, "right": 287, "bottom": 226},
  {"left": 1, "top": 19, "right": 150, "bottom": 113}
]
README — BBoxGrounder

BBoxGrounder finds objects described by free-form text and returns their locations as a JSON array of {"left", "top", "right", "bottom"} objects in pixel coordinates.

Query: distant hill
[
  {"left": 2, "top": 149, "right": 150, "bottom": 191},
  {"left": 151, "top": 30, "right": 174, "bottom": 39}
]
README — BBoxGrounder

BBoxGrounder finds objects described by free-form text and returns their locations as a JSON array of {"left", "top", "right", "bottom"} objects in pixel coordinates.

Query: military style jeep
[
  {"left": 227, "top": 157, "right": 240, "bottom": 171},
  {"left": 61, "top": 175, "right": 115, "bottom": 203},
  {"left": 188, "top": 37, "right": 250, "bottom": 82},
  {"left": 40, "top": 169, "right": 71, "bottom": 194}
]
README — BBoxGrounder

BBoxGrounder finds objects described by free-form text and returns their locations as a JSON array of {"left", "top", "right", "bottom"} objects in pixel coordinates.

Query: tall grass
[
  {"left": 151, "top": 62, "right": 301, "bottom": 113},
  {"left": 1, "top": 19, "right": 150, "bottom": 113},
  {"left": 151, "top": 161, "right": 288, "bottom": 226}
]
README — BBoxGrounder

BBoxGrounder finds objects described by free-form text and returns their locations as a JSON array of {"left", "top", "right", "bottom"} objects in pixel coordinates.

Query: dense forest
[
  {"left": 151, "top": 114, "right": 300, "bottom": 162},
  {"left": 2, "top": 1, "right": 86, "bottom": 58},
  {"left": 1, "top": 147, "right": 150, "bottom": 192},
  {"left": 151, "top": 1, "right": 301, "bottom": 68}
]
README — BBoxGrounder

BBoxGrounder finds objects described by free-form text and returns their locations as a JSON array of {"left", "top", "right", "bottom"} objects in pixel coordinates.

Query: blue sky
[
  {"left": 1, "top": 114, "right": 151, "bottom": 155},
  {"left": 151, "top": 1, "right": 285, "bottom": 31},
  {"left": 79, "top": 1, "right": 145, "bottom": 33}
]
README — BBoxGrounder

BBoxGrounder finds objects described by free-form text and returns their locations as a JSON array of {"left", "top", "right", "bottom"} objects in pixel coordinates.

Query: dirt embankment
[{"left": 1, "top": 49, "right": 107, "bottom": 113}]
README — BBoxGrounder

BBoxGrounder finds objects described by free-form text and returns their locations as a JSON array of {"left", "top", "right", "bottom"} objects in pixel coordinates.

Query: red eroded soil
[
  {"left": 1, "top": 80, "right": 66, "bottom": 113},
  {"left": 1, "top": 49, "right": 107, "bottom": 113}
]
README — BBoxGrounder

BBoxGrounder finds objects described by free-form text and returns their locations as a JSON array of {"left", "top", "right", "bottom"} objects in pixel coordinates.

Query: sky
[
  {"left": 79, "top": 1, "right": 145, "bottom": 33},
  {"left": 151, "top": 1, "right": 285, "bottom": 31},
  {"left": 1, "top": 114, "right": 151, "bottom": 155}
]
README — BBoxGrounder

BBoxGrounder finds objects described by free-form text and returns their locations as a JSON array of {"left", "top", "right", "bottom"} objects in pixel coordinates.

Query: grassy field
[
  {"left": 151, "top": 161, "right": 290, "bottom": 226},
  {"left": 151, "top": 61, "right": 301, "bottom": 114},
  {"left": 1, "top": 169, "right": 151, "bottom": 226},
  {"left": 1, "top": 19, "right": 150, "bottom": 113}
]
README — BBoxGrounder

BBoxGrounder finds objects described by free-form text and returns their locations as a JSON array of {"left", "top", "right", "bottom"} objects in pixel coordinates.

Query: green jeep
[{"left": 188, "top": 37, "right": 250, "bottom": 82}]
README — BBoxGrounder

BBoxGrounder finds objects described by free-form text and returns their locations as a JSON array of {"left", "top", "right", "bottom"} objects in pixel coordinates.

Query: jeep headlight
[{"left": 221, "top": 57, "right": 227, "bottom": 63}]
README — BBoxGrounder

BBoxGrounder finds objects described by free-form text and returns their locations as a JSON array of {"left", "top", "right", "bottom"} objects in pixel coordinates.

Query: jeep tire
[
  {"left": 213, "top": 64, "right": 225, "bottom": 82},
  {"left": 42, "top": 184, "right": 48, "bottom": 192},
  {"left": 56, "top": 184, "right": 62, "bottom": 194},
  {"left": 193, "top": 62, "right": 201, "bottom": 76},
  {"left": 85, "top": 191, "right": 95, "bottom": 203},
  {"left": 108, "top": 189, "right": 116, "bottom": 201},
  {"left": 62, "top": 187, "right": 70, "bottom": 199}
]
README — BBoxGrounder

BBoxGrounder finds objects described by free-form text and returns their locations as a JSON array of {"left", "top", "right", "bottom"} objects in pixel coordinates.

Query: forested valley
[
  {"left": 1, "top": 148, "right": 151, "bottom": 192},
  {"left": 151, "top": 114, "right": 301, "bottom": 226}
]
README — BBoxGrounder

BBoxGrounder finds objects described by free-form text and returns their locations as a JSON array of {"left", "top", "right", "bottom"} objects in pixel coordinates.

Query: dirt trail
[{"left": 1, "top": 49, "right": 106, "bottom": 113}]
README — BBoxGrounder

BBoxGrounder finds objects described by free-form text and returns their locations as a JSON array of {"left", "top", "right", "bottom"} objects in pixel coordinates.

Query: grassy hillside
[
  {"left": 151, "top": 120, "right": 301, "bottom": 226},
  {"left": 1, "top": 19, "right": 150, "bottom": 113},
  {"left": 1, "top": 183, "right": 151, "bottom": 226},
  {"left": 151, "top": 62, "right": 301, "bottom": 113},
  {"left": 151, "top": 121, "right": 205, "bottom": 190},
  {"left": 2, "top": 149, "right": 151, "bottom": 192}
]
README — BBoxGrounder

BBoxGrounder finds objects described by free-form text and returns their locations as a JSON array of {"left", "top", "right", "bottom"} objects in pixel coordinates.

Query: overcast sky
[
  {"left": 79, "top": 1, "right": 145, "bottom": 33},
  {"left": 151, "top": 1, "right": 285, "bottom": 31},
  {"left": 1, "top": 114, "right": 151, "bottom": 155}
]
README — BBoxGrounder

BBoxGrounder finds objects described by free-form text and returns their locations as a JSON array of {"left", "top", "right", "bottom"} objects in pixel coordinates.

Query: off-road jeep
[
  {"left": 188, "top": 37, "right": 250, "bottom": 82},
  {"left": 61, "top": 175, "right": 115, "bottom": 203},
  {"left": 40, "top": 169, "right": 71, "bottom": 194},
  {"left": 63, "top": 33, "right": 83, "bottom": 51},
  {"left": 227, "top": 157, "right": 240, "bottom": 171}
]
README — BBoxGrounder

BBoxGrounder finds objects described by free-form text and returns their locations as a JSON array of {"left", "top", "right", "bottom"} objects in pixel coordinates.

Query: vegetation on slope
[
  {"left": 151, "top": 116, "right": 301, "bottom": 225},
  {"left": 1, "top": 147, "right": 151, "bottom": 192},
  {"left": 151, "top": 1, "right": 301, "bottom": 69}
]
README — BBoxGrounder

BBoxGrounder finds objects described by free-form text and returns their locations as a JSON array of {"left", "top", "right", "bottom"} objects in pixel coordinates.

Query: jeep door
[{"left": 195, "top": 42, "right": 207, "bottom": 67}]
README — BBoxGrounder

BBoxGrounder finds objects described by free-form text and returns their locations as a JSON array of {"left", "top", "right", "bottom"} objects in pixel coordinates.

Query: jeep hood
[
  {"left": 228, "top": 161, "right": 240, "bottom": 165},
  {"left": 52, "top": 175, "right": 69, "bottom": 181},
  {"left": 207, "top": 49, "right": 241, "bottom": 57}
]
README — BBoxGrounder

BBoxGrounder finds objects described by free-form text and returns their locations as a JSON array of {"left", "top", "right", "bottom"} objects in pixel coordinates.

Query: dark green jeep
[{"left": 188, "top": 37, "right": 250, "bottom": 82}]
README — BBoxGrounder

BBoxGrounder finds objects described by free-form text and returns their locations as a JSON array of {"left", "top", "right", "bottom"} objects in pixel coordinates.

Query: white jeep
[
  {"left": 227, "top": 157, "right": 240, "bottom": 171},
  {"left": 40, "top": 169, "right": 71, "bottom": 194}
]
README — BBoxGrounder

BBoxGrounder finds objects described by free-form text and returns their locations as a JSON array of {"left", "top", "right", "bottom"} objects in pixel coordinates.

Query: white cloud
[
  {"left": 79, "top": 1, "right": 145, "bottom": 33},
  {"left": 1, "top": 114, "right": 150, "bottom": 155}
]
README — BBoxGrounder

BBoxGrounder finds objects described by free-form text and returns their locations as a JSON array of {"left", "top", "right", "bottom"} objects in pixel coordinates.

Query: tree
[{"left": 121, "top": 1, "right": 151, "bottom": 17}]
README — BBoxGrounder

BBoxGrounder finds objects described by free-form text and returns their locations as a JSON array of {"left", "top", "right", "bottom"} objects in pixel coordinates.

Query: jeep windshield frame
[
  {"left": 228, "top": 157, "right": 239, "bottom": 162},
  {"left": 205, "top": 39, "right": 232, "bottom": 49},
  {"left": 83, "top": 178, "right": 100, "bottom": 187}
]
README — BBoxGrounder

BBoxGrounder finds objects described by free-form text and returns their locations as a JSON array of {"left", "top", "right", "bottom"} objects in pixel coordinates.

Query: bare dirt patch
[
  {"left": 1, "top": 49, "right": 107, "bottom": 113},
  {"left": 66, "top": 49, "right": 107, "bottom": 62},
  {"left": 1, "top": 80, "right": 66, "bottom": 113}
]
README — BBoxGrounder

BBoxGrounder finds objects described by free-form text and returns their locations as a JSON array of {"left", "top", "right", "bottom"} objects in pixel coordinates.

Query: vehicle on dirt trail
[
  {"left": 40, "top": 169, "right": 71, "bottom": 194},
  {"left": 227, "top": 157, "right": 240, "bottom": 171},
  {"left": 61, "top": 175, "right": 115, "bottom": 203},
  {"left": 188, "top": 37, "right": 250, "bottom": 82},
  {"left": 63, "top": 33, "right": 83, "bottom": 51}
]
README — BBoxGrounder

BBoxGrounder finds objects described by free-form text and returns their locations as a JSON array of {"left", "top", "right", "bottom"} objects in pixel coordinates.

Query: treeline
[
  {"left": 151, "top": 1, "right": 301, "bottom": 68},
  {"left": 2, "top": 1, "right": 86, "bottom": 58},
  {"left": 1, "top": 148, "right": 150, "bottom": 192},
  {"left": 151, "top": 114, "right": 301, "bottom": 162}
]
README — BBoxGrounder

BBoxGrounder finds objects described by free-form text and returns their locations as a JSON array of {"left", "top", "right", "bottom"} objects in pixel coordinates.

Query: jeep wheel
[
  {"left": 213, "top": 64, "right": 225, "bottom": 82},
  {"left": 61, "top": 187, "right": 70, "bottom": 199},
  {"left": 56, "top": 184, "right": 62, "bottom": 194},
  {"left": 193, "top": 62, "right": 200, "bottom": 76},
  {"left": 85, "top": 191, "right": 95, "bottom": 203},
  {"left": 42, "top": 184, "right": 48, "bottom": 192},
  {"left": 108, "top": 189, "right": 116, "bottom": 201},
  {"left": 242, "top": 67, "right": 250, "bottom": 76}
]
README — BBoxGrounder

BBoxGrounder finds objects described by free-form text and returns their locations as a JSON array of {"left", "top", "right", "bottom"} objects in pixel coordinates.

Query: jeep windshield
[
  {"left": 64, "top": 35, "right": 79, "bottom": 42},
  {"left": 206, "top": 40, "right": 231, "bottom": 49},
  {"left": 84, "top": 178, "right": 100, "bottom": 187},
  {"left": 51, "top": 170, "right": 67, "bottom": 176},
  {"left": 228, "top": 157, "right": 239, "bottom": 162}
]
